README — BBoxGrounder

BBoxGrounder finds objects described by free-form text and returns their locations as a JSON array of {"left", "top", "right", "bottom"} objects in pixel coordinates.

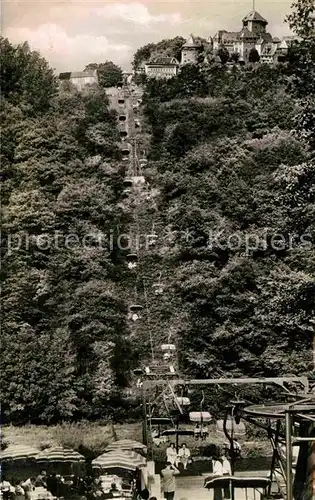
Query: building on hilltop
[
  {"left": 212, "top": 9, "right": 289, "bottom": 64},
  {"left": 181, "top": 34, "right": 200, "bottom": 65},
  {"left": 58, "top": 69, "right": 98, "bottom": 91},
  {"left": 144, "top": 56, "right": 180, "bottom": 79}
]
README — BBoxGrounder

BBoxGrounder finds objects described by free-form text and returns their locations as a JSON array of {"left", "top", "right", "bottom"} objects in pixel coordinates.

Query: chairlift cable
[{"left": 143, "top": 277, "right": 155, "bottom": 362}]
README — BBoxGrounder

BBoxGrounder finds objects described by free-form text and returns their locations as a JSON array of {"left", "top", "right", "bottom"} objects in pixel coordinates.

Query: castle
[{"left": 144, "top": 9, "right": 293, "bottom": 79}]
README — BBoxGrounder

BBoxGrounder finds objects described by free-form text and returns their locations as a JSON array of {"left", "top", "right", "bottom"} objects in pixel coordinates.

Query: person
[
  {"left": 222, "top": 451, "right": 232, "bottom": 500},
  {"left": 201, "top": 424, "right": 209, "bottom": 440},
  {"left": 178, "top": 443, "right": 191, "bottom": 470},
  {"left": 0, "top": 476, "right": 12, "bottom": 500},
  {"left": 14, "top": 481, "right": 25, "bottom": 500},
  {"left": 35, "top": 470, "right": 47, "bottom": 488},
  {"left": 232, "top": 439, "right": 241, "bottom": 457},
  {"left": 212, "top": 450, "right": 223, "bottom": 500},
  {"left": 194, "top": 424, "right": 201, "bottom": 440},
  {"left": 166, "top": 443, "right": 177, "bottom": 466},
  {"left": 21, "top": 478, "right": 35, "bottom": 500},
  {"left": 47, "top": 473, "right": 59, "bottom": 496},
  {"left": 160, "top": 462, "right": 179, "bottom": 500}
]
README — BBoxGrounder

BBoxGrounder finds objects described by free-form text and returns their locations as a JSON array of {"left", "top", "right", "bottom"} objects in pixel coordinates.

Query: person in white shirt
[
  {"left": 221, "top": 452, "right": 232, "bottom": 499},
  {"left": 166, "top": 443, "right": 177, "bottom": 466},
  {"left": 212, "top": 450, "right": 223, "bottom": 500},
  {"left": 178, "top": 443, "right": 191, "bottom": 470}
]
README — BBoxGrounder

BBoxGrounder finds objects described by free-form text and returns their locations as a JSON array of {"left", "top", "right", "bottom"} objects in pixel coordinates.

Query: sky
[{"left": 2, "top": 0, "right": 294, "bottom": 72}]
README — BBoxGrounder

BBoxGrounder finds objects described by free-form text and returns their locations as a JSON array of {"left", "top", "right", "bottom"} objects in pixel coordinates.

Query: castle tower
[
  {"left": 181, "top": 34, "right": 200, "bottom": 65},
  {"left": 242, "top": 10, "right": 268, "bottom": 36}
]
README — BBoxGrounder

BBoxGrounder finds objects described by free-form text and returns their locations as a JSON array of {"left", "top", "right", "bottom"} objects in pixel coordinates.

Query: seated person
[{"left": 178, "top": 443, "right": 191, "bottom": 470}]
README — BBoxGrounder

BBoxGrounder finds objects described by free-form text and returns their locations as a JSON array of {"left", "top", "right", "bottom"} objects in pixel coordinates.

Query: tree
[
  {"left": 216, "top": 46, "right": 230, "bottom": 64},
  {"left": 248, "top": 48, "right": 260, "bottom": 63},
  {"left": 0, "top": 37, "right": 57, "bottom": 113},
  {"left": 85, "top": 61, "right": 123, "bottom": 88},
  {"left": 230, "top": 52, "right": 241, "bottom": 63}
]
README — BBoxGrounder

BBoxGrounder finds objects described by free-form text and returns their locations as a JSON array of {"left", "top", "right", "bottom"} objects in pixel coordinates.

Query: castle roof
[
  {"left": 222, "top": 31, "right": 241, "bottom": 41},
  {"left": 147, "top": 56, "right": 179, "bottom": 66},
  {"left": 59, "top": 70, "right": 97, "bottom": 80},
  {"left": 182, "top": 34, "right": 199, "bottom": 48},
  {"left": 242, "top": 10, "right": 268, "bottom": 24},
  {"left": 279, "top": 39, "right": 288, "bottom": 49},
  {"left": 240, "top": 27, "right": 257, "bottom": 38}
]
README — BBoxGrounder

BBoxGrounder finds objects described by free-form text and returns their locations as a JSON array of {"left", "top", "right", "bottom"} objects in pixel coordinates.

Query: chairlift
[
  {"left": 163, "top": 352, "right": 172, "bottom": 361},
  {"left": 161, "top": 429, "right": 194, "bottom": 437},
  {"left": 126, "top": 253, "right": 138, "bottom": 269},
  {"left": 153, "top": 282, "right": 164, "bottom": 295},
  {"left": 133, "top": 368, "right": 144, "bottom": 376},
  {"left": 150, "top": 417, "right": 172, "bottom": 425},
  {"left": 121, "top": 148, "right": 130, "bottom": 156},
  {"left": 118, "top": 98, "right": 125, "bottom": 105},
  {"left": 128, "top": 304, "right": 143, "bottom": 322},
  {"left": 120, "top": 130, "right": 128, "bottom": 138},
  {"left": 129, "top": 304, "right": 143, "bottom": 312},
  {"left": 123, "top": 178, "right": 133, "bottom": 188},
  {"left": 176, "top": 397, "right": 191, "bottom": 406},
  {"left": 131, "top": 175, "right": 146, "bottom": 185},
  {"left": 189, "top": 412, "right": 211, "bottom": 422},
  {"left": 216, "top": 418, "right": 246, "bottom": 437},
  {"left": 119, "top": 115, "right": 127, "bottom": 121},
  {"left": 161, "top": 344, "right": 176, "bottom": 352},
  {"left": 122, "top": 188, "right": 132, "bottom": 198},
  {"left": 139, "top": 159, "right": 148, "bottom": 168}
]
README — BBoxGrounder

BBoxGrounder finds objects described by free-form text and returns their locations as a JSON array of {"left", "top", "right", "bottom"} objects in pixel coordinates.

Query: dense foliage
[
  {"left": 140, "top": 3, "right": 315, "bottom": 387},
  {"left": 85, "top": 61, "right": 123, "bottom": 88},
  {"left": 1, "top": 0, "right": 314, "bottom": 425},
  {"left": 1, "top": 38, "right": 134, "bottom": 423}
]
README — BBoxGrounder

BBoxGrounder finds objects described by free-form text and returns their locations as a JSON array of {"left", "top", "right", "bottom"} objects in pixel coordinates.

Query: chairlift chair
[
  {"left": 121, "top": 148, "right": 130, "bottom": 156},
  {"left": 123, "top": 178, "right": 133, "bottom": 188},
  {"left": 128, "top": 304, "right": 143, "bottom": 322},
  {"left": 189, "top": 412, "right": 211, "bottom": 422},
  {"left": 133, "top": 368, "right": 144, "bottom": 376},
  {"left": 131, "top": 175, "right": 146, "bottom": 186},
  {"left": 126, "top": 253, "right": 138, "bottom": 269},
  {"left": 175, "top": 397, "right": 191, "bottom": 406},
  {"left": 161, "top": 344, "right": 176, "bottom": 352},
  {"left": 120, "top": 130, "right": 128, "bottom": 138},
  {"left": 118, "top": 115, "right": 127, "bottom": 121},
  {"left": 139, "top": 159, "right": 148, "bottom": 168},
  {"left": 118, "top": 98, "right": 125, "bottom": 105}
]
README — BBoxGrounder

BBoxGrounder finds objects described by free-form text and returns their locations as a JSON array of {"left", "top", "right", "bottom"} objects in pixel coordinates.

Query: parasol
[
  {"left": 36, "top": 446, "right": 85, "bottom": 463},
  {"left": 92, "top": 449, "right": 146, "bottom": 471},
  {"left": 106, "top": 439, "right": 147, "bottom": 453},
  {"left": 0, "top": 445, "right": 38, "bottom": 461}
]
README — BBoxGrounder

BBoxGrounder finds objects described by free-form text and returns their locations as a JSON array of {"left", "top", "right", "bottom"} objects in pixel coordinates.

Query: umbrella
[
  {"left": 0, "top": 445, "right": 38, "bottom": 461},
  {"left": 92, "top": 450, "right": 146, "bottom": 471},
  {"left": 36, "top": 446, "right": 85, "bottom": 463},
  {"left": 106, "top": 440, "right": 147, "bottom": 453},
  {"left": 216, "top": 418, "right": 246, "bottom": 437}
]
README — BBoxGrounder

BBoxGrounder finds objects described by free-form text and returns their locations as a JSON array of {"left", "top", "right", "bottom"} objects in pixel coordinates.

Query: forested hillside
[
  {"left": 1, "top": 38, "right": 134, "bottom": 423},
  {"left": 1, "top": 0, "right": 314, "bottom": 426}
]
